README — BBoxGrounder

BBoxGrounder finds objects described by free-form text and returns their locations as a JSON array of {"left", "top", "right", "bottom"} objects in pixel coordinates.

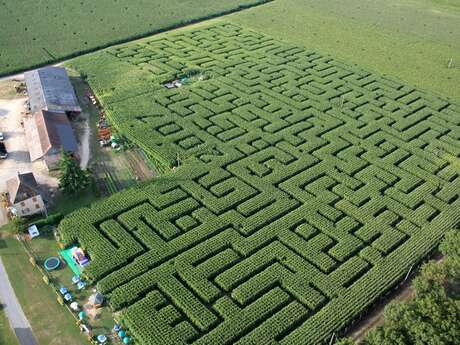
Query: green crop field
[
  {"left": 0, "top": 0, "right": 269, "bottom": 76},
  {"left": 60, "top": 23, "right": 460, "bottom": 344},
  {"left": 229, "top": 0, "right": 460, "bottom": 100}
]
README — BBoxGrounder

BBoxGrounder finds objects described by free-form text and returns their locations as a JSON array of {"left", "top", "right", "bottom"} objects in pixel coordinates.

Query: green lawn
[
  {"left": 0, "top": 237, "right": 86, "bottom": 345},
  {"left": 228, "top": 0, "right": 460, "bottom": 101},
  {"left": 52, "top": 187, "right": 100, "bottom": 216},
  {"left": 27, "top": 230, "right": 115, "bottom": 338},
  {"left": 0, "top": 306, "right": 18, "bottom": 345}
]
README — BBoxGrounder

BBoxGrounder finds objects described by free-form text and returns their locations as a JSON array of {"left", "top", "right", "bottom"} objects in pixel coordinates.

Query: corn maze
[{"left": 61, "top": 24, "right": 460, "bottom": 344}]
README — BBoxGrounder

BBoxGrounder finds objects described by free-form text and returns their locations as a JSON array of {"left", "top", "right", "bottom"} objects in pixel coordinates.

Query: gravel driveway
[{"left": 0, "top": 97, "right": 58, "bottom": 225}]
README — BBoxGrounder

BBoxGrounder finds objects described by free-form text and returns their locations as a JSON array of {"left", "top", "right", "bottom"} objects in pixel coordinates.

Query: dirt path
[
  {"left": 126, "top": 150, "right": 155, "bottom": 180},
  {"left": 0, "top": 257, "right": 38, "bottom": 345},
  {"left": 78, "top": 119, "right": 91, "bottom": 169},
  {"left": 347, "top": 254, "right": 444, "bottom": 342},
  {"left": 348, "top": 282, "right": 414, "bottom": 342}
]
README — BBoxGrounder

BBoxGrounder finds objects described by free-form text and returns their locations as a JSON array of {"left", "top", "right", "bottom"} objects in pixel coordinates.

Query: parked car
[
  {"left": 0, "top": 142, "right": 7, "bottom": 159},
  {"left": 0, "top": 132, "right": 4, "bottom": 141}
]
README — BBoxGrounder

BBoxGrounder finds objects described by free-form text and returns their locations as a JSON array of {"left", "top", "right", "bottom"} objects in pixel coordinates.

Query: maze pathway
[{"left": 62, "top": 23, "right": 460, "bottom": 344}]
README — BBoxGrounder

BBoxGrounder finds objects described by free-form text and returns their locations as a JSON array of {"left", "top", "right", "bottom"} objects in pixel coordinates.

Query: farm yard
[
  {"left": 68, "top": 74, "right": 156, "bottom": 198},
  {"left": 0, "top": 1, "right": 459, "bottom": 345},
  {"left": 59, "top": 22, "right": 460, "bottom": 345},
  {"left": 0, "top": 0, "right": 271, "bottom": 76}
]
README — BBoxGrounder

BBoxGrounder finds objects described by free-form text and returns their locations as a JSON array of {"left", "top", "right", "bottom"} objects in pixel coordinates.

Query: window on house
[
  {"left": 32, "top": 197, "right": 37, "bottom": 202},
  {"left": 35, "top": 204, "right": 40, "bottom": 209},
  {"left": 20, "top": 202, "right": 25, "bottom": 206}
]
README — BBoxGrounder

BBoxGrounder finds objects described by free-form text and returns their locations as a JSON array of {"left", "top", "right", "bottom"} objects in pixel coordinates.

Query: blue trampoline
[{"left": 44, "top": 257, "right": 61, "bottom": 271}]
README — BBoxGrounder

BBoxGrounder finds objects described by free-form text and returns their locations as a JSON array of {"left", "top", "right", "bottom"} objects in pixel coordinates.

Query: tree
[
  {"left": 440, "top": 230, "right": 460, "bottom": 257},
  {"left": 9, "top": 216, "right": 25, "bottom": 234},
  {"left": 58, "top": 148, "right": 90, "bottom": 194},
  {"left": 363, "top": 233, "right": 460, "bottom": 345}
]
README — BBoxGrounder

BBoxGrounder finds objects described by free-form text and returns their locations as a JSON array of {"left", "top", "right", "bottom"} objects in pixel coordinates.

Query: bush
[{"left": 32, "top": 213, "right": 64, "bottom": 228}]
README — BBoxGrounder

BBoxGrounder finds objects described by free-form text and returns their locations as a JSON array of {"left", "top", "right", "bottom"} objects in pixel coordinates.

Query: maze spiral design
[{"left": 61, "top": 23, "right": 460, "bottom": 345}]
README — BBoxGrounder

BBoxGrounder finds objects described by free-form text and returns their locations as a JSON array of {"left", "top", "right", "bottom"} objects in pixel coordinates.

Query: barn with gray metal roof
[{"left": 24, "top": 66, "right": 81, "bottom": 115}]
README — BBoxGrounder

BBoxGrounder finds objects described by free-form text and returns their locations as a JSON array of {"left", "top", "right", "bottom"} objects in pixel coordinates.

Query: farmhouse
[
  {"left": 6, "top": 172, "right": 46, "bottom": 217},
  {"left": 24, "top": 67, "right": 81, "bottom": 116},
  {"left": 24, "top": 110, "right": 79, "bottom": 170}
]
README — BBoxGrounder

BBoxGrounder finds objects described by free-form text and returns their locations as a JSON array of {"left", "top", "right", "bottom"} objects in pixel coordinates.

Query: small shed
[
  {"left": 88, "top": 292, "right": 104, "bottom": 307},
  {"left": 27, "top": 224, "right": 40, "bottom": 238}
]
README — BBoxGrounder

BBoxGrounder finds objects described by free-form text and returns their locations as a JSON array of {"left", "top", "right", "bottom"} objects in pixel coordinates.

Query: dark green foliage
[
  {"left": 58, "top": 149, "right": 91, "bottom": 194},
  {"left": 0, "top": 0, "right": 270, "bottom": 76},
  {"left": 60, "top": 24, "right": 460, "bottom": 345},
  {"left": 338, "top": 232, "right": 460, "bottom": 345},
  {"left": 440, "top": 230, "right": 460, "bottom": 257},
  {"left": 31, "top": 213, "right": 64, "bottom": 228}
]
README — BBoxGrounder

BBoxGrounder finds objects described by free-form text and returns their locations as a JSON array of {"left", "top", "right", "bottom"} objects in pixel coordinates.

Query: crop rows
[
  {"left": 61, "top": 23, "right": 460, "bottom": 344},
  {"left": 0, "top": 0, "right": 270, "bottom": 76}
]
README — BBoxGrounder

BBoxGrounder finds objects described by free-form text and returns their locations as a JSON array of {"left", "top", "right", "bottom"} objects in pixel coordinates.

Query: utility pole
[
  {"left": 403, "top": 265, "right": 414, "bottom": 282},
  {"left": 329, "top": 332, "right": 336, "bottom": 345}
]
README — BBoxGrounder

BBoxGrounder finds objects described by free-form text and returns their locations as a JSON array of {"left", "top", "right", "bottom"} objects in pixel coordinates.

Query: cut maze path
[{"left": 59, "top": 23, "right": 460, "bottom": 345}]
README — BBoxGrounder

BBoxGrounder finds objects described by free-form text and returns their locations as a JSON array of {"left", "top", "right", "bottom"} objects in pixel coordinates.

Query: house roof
[
  {"left": 24, "top": 67, "right": 81, "bottom": 114},
  {"left": 24, "top": 110, "right": 79, "bottom": 162},
  {"left": 89, "top": 292, "right": 104, "bottom": 305},
  {"left": 6, "top": 172, "right": 41, "bottom": 204}
]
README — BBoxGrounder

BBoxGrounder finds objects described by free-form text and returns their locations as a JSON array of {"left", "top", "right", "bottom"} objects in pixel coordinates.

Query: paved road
[{"left": 0, "top": 257, "right": 38, "bottom": 345}]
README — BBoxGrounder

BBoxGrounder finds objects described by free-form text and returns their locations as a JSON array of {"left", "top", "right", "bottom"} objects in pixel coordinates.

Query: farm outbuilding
[
  {"left": 6, "top": 172, "right": 46, "bottom": 217},
  {"left": 24, "top": 67, "right": 81, "bottom": 116},
  {"left": 24, "top": 110, "right": 79, "bottom": 170}
]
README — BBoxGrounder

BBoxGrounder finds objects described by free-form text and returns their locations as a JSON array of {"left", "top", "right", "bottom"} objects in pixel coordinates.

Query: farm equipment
[
  {"left": 86, "top": 88, "right": 115, "bottom": 147},
  {"left": 15, "top": 82, "right": 27, "bottom": 95}
]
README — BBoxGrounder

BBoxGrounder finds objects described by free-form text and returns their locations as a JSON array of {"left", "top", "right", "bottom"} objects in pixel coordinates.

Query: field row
[
  {"left": 61, "top": 23, "right": 460, "bottom": 344},
  {"left": 0, "top": 0, "right": 270, "bottom": 75}
]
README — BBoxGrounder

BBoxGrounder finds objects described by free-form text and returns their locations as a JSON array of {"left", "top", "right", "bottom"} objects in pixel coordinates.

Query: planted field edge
[
  {"left": 60, "top": 22, "right": 460, "bottom": 344},
  {"left": 0, "top": 0, "right": 272, "bottom": 77}
]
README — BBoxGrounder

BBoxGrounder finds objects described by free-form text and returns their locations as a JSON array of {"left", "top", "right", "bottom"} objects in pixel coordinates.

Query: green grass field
[
  {"left": 25, "top": 230, "right": 115, "bottom": 338},
  {"left": 0, "top": 0, "right": 269, "bottom": 76},
  {"left": 60, "top": 22, "right": 460, "bottom": 345},
  {"left": 228, "top": 0, "right": 460, "bottom": 100},
  {"left": 0, "top": 237, "right": 86, "bottom": 345},
  {"left": 0, "top": 306, "right": 18, "bottom": 345}
]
